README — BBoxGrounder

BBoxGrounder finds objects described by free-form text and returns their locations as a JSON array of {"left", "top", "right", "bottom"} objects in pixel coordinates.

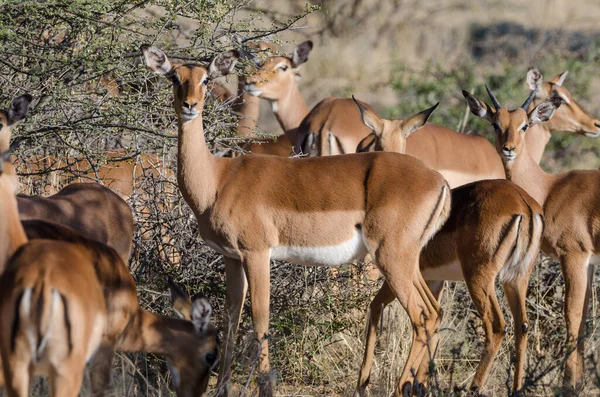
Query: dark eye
[
  {"left": 202, "top": 78, "right": 208, "bottom": 86},
  {"left": 206, "top": 352, "right": 217, "bottom": 366},
  {"left": 521, "top": 124, "right": 528, "bottom": 132},
  {"left": 279, "top": 65, "right": 288, "bottom": 72}
]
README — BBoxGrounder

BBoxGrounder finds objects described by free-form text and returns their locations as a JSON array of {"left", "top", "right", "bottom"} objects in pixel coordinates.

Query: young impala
[
  {"left": 464, "top": 87, "right": 599, "bottom": 392},
  {"left": 0, "top": 148, "right": 219, "bottom": 396},
  {"left": 142, "top": 44, "right": 451, "bottom": 397},
  {"left": 353, "top": 98, "right": 543, "bottom": 394}
]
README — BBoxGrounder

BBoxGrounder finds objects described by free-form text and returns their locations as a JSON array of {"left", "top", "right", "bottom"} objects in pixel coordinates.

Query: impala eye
[
  {"left": 202, "top": 77, "right": 208, "bottom": 86},
  {"left": 521, "top": 124, "right": 528, "bottom": 132},
  {"left": 279, "top": 65, "right": 288, "bottom": 72}
]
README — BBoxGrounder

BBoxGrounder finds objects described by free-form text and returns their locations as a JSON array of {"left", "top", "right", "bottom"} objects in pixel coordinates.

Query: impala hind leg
[
  {"left": 50, "top": 361, "right": 86, "bottom": 397},
  {"left": 465, "top": 273, "right": 506, "bottom": 392},
  {"left": 576, "top": 264, "right": 595, "bottom": 382},
  {"left": 560, "top": 253, "right": 590, "bottom": 391},
  {"left": 243, "top": 251, "right": 273, "bottom": 397},
  {"left": 2, "top": 356, "right": 32, "bottom": 397},
  {"left": 415, "top": 280, "right": 445, "bottom": 385},
  {"left": 503, "top": 259, "right": 535, "bottom": 392},
  {"left": 354, "top": 281, "right": 396, "bottom": 397},
  {"left": 217, "top": 257, "right": 248, "bottom": 397}
]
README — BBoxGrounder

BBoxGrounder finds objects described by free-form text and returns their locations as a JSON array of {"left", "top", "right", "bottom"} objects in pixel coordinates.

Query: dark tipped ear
[
  {"left": 141, "top": 45, "right": 173, "bottom": 76},
  {"left": 353, "top": 96, "right": 383, "bottom": 135},
  {"left": 300, "top": 132, "right": 316, "bottom": 156},
  {"left": 291, "top": 40, "right": 313, "bottom": 68},
  {"left": 529, "top": 97, "right": 562, "bottom": 125},
  {"left": 462, "top": 90, "right": 495, "bottom": 123},
  {"left": 402, "top": 102, "right": 438, "bottom": 137},
  {"left": 356, "top": 133, "right": 377, "bottom": 153},
  {"left": 7, "top": 94, "right": 33, "bottom": 126},
  {"left": 549, "top": 70, "right": 568, "bottom": 87},
  {"left": 168, "top": 278, "right": 192, "bottom": 320},
  {"left": 190, "top": 298, "right": 212, "bottom": 334},
  {"left": 208, "top": 50, "right": 240, "bottom": 78},
  {"left": 526, "top": 68, "right": 543, "bottom": 92}
]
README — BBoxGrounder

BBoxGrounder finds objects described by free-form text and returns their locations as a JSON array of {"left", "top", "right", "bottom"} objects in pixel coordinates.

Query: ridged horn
[
  {"left": 521, "top": 88, "right": 538, "bottom": 111},
  {"left": 485, "top": 85, "right": 501, "bottom": 110}
]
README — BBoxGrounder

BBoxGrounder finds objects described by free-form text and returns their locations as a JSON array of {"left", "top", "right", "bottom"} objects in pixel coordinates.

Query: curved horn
[
  {"left": 521, "top": 88, "right": 538, "bottom": 111},
  {"left": 485, "top": 85, "right": 501, "bottom": 110}
]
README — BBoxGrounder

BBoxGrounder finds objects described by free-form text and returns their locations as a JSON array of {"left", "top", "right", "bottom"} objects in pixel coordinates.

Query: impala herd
[{"left": 0, "top": 37, "right": 599, "bottom": 397}]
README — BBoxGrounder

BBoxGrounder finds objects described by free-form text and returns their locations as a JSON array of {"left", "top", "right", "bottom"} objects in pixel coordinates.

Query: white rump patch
[
  {"left": 19, "top": 288, "right": 37, "bottom": 361},
  {"left": 271, "top": 228, "right": 368, "bottom": 266},
  {"left": 500, "top": 213, "right": 542, "bottom": 283}
]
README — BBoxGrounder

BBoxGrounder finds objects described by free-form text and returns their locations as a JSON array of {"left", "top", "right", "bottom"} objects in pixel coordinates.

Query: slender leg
[
  {"left": 576, "top": 264, "right": 595, "bottom": 380},
  {"left": 354, "top": 281, "right": 396, "bottom": 397},
  {"left": 415, "top": 280, "right": 445, "bottom": 385},
  {"left": 466, "top": 274, "right": 506, "bottom": 391},
  {"left": 560, "top": 253, "right": 590, "bottom": 391},
  {"left": 243, "top": 251, "right": 273, "bottom": 397},
  {"left": 89, "top": 343, "right": 116, "bottom": 397},
  {"left": 503, "top": 272, "right": 532, "bottom": 392},
  {"left": 217, "top": 257, "right": 248, "bottom": 397},
  {"left": 50, "top": 364, "right": 85, "bottom": 397},
  {"left": 3, "top": 356, "right": 32, "bottom": 397}
]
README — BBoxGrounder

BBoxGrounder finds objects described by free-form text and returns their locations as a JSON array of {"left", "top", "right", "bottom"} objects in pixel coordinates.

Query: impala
[
  {"left": 142, "top": 44, "right": 451, "bottom": 396},
  {"left": 296, "top": 70, "right": 600, "bottom": 189},
  {"left": 353, "top": 98, "right": 543, "bottom": 394},
  {"left": 1, "top": 95, "right": 134, "bottom": 263},
  {"left": 464, "top": 87, "right": 598, "bottom": 392}
]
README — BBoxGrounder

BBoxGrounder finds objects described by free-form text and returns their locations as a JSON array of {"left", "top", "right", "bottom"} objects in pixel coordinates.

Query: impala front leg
[
  {"left": 243, "top": 251, "right": 273, "bottom": 397},
  {"left": 217, "top": 257, "right": 248, "bottom": 397}
]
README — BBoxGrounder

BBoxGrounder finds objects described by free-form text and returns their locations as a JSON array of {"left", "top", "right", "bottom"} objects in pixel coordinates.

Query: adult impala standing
[
  {"left": 464, "top": 87, "right": 599, "bottom": 392},
  {"left": 142, "top": 44, "right": 451, "bottom": 396}
]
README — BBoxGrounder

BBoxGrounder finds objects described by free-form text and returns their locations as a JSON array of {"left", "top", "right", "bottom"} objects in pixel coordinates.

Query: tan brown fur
[
  {"left": 353, "top": 103, "right": 543, "bottom": 394},
  {"left": 464, "top": 88, "right": 600, "bottom": 392},
  {"left": 143, "top": 44, "right": 452, "bottom": 397}
]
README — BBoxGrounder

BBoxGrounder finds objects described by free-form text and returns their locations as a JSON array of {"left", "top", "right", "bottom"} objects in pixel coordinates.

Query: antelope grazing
[
  {"left": 353, "top": 99, "right": 543, "bottom": 394},
  {"left": 0, "top": 95, "right": 133, "bottom": 262},
  {"left": 463, "top": 87, "right": 599, "bottom": 392},
  {"left": 142, "top": 44, "right": 451, "bottom": 396},
  {"left": 296, "top": 70, "right": 600, "bottom": 188},
  {"left": 0, "top": 150, "right": 107, "bottom": 397}
]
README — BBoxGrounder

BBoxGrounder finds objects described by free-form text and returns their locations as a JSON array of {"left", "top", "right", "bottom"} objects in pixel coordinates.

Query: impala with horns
[
  {"left": 0, "top": 95, "right": 134, "bottom": 263},
  {"left": 464, "top": 86, "right": 600, "bottom": 392},
  {"left": 142, "top": 43, "right": 451, "bottom": 397},
  {"left": 353, "top": 97, "right": 543, "bottom": 394},
  {"left": 295, "top": 69, "right": 600, "bottom": 188}
]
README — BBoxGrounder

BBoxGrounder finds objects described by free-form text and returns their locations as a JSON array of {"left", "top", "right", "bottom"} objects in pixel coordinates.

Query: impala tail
[
  {"left": 12, "top": 285, "right": 64, "bottom": 362},
  {"left": 498, "top": 211, "right": 543, "bottom": 283},
  {"left": 421, "top": 183, "right": 452, "bottom": 246}
]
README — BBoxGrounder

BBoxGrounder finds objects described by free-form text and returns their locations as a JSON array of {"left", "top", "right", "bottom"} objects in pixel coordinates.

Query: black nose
[
  {"left": 595, "top": 122, "right": 600, "bottom": 128},
  {"left": 206, "top": 352, "right": 217, "bottom": 366},
  {"left": 183, "top": 101, "right": 198, "bottom": 109},
  {"left": 502, "top": 144, "right": 515, "bottom": 152}
]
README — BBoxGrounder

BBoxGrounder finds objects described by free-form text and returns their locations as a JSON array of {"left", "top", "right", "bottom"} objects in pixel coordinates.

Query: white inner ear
[
  {"left": 557, "top": 91, "right": 571, "bottom": 105},
  {"left": 191, "top": 299, "right": 212, "bottom": 333},
  {"left": 167, "top": 359, "right": 181, "bottom": 388},
  {"left": 526, "top": 69, "right": 543, "bottom": 91}
]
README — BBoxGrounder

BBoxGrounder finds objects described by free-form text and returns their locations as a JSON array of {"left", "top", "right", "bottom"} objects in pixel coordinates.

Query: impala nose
[
  {"left": 502, "top": 144, "right": 516, "bottom": 158},
  {"left": 183, "top": 100, "right": 198, "bottom": 109},
  {"left": 595, "top": 122, "right": 600, "bottom": 128}
]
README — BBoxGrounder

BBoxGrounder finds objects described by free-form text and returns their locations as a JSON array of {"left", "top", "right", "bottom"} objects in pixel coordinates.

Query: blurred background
[{"left": 2, "top": 0, "right": 600, "bottom": 396}]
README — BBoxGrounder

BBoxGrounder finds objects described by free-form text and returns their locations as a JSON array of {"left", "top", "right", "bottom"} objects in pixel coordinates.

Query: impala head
[
  {"left": 526, "top": 68, "right": 600, "bottom": 137},
  {"left": 0, "top": 94, "right": 32, "bottom": 152},
  {"left": 141, "top": 45, "right": 238, "bottom": 123},
  {"left": 168, "top": 279, "right": 218, "bottom": 397},
  {"left": 354, "top": 96, "right": 438, "bottom": 154},
  {"left": 243, "top": 41, "right": 313, "bottom": 100},
  {"left": 463, "top": 87, "right": 562, "bottom": 163}
]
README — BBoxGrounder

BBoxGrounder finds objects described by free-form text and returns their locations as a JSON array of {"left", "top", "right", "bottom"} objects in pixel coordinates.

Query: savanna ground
[{"left": 2, "top": 0, "right": 600, "bottom": 395}]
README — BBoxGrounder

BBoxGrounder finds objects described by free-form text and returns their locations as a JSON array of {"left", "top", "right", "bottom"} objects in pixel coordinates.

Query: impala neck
[
  {"left": 176, "top": 114, "right": 221, "bottom": 214},
  {"left": 119, "top": 309, "right": 198, "bottom": 358},
  {"left": 525, "top": 123, "right": 551, "bottom": 164},
  {"left": 503, "top": 146, "right": 557, "bottom": 206},
  {"left": 272, "top": 82, "right": 309, "bottom": 142},
  {"left": 234, "top": 81, "right": 260, "bottom": 138}
]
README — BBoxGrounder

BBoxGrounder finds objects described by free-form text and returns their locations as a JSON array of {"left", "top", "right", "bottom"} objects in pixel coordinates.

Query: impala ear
[
  {"left": 529, "top": 97, "right": 562, "bottom": 125},
  {"left": 402, "top": 102, "right": 438, "bottom": 137},
  {"left": 353, "top": 96, "right": 383, "bottom": 136},
  {"left": 300, "top": 132, "right": 316, "bottom": 156},
  {"left": 291, "top": 40, "right": 313, "bottom": 68},
  {"left": 208, "top": 50, "right": 239, "bottom": 78},
  {"left": 462, "top": 90, "right": 495, "bottom": 123},
  {"left": 356, "top": 133, "right": 377, "bottom": 153},
  {"left": 549, "top": 70, "right": 569, "bottom": 87},
  {"left": 168, "top": 278, "right": 192, "bottom": 320},
  {"left": 190, "top": 298, "right": 212, "bottom": 334},
  {"left": 7, "top": 94, "right": 33, "bottom": 126},
  {"left": 141, "top": 45, "right": 173, "bottom": 76},
  {"left": 526, "top": 68, "right": 543, "bottom": 92}
]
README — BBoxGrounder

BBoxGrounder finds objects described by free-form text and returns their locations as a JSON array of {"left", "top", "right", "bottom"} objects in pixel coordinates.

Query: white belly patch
[
  {"left": 421, "top": 260, "right": 464, "bottom": 281},
  {"left": 271, "top": 229, "right": 368, "bottom": 266}
]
